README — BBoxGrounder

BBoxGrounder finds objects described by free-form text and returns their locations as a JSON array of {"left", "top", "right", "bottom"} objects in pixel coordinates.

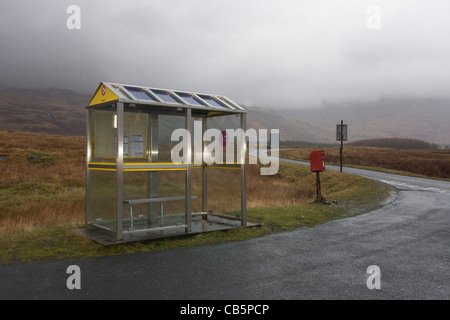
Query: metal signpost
[{"left": 336, "top": 120, "right": 347, "bottom": 172}]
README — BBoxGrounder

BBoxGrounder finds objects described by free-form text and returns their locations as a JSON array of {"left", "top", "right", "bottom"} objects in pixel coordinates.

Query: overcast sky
[{"left": 1, "top": 0, "right": 450, "bottom": 108}]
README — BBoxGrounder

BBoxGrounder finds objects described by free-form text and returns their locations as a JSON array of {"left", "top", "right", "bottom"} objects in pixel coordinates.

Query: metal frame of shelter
[{"left": 85, "top": 82, "right": 249, "bottom": 244}]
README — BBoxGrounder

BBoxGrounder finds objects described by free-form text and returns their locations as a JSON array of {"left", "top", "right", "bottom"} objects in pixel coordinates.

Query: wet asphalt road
[{"left": 0, "top": 160, "right": 449, "bottom": 300}]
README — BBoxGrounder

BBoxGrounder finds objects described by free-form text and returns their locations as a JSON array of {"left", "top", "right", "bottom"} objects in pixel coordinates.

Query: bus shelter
[{"left": 84, "top": 82, "right": 252, "bottom": 244}]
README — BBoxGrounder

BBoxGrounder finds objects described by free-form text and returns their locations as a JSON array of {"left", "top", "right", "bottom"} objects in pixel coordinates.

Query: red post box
[{"left": 310, "top": 150, "right": 325, "bottom": 172}]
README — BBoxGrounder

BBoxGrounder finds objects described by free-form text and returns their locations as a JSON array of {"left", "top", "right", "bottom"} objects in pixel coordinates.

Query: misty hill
[
  {"left": 0, "top": 87, "right": 327, "bottom": 142},
  {"left": 278, "top": 98, "right": 450, "bottom": 145},
  {"left": 2, "top": 87, "right": 449, "bottom": 145},
  {"left": 0, "top": 87, "right": 90, "bottom": 136},
  {"left": 245, "top": 107, "right": 330, "bottom": 142}
]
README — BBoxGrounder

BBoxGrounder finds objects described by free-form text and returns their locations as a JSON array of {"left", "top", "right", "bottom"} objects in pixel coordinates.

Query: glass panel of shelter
[
  {"left": 87, "top": 105, "right": 118, "bottom": 231},
  {"left": 204, "top": 114, "right": 242, "bottom": 219},
  {"left": 120, "top": 105, "right": 188, "bottom": 231}
]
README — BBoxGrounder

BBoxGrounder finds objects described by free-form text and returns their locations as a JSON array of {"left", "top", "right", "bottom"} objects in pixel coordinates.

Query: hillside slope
[
  {"left": 2, "top": 87, "right": 449, "bottom": 145},
  {"left": 245, "top": 106, "right": 330, "bottom": 142},
  {"left": 0, "top": 87, "right": 328, "bottom": 142},
  {"left": 278, "top": 98, "right": 450, "bottom": 144},
  {"left": 0, "top": 88, "right": 90, "bottom": 136}
]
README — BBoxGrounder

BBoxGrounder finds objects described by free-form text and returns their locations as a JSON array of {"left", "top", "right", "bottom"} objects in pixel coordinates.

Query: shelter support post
[
  {"left": 240, "top": 113, "right": 247, "bottom": 226},
  {"left": 202, "top": 117, "right": 207, "bottom": 213},
  {"left": 148, "top": 113, "right": 159, "bottom": 223},
  {"left": 116, "top": 102, "right": 124, "bottom": 241},
  {"left": 85, "top": 109, "right": 91, "bottom": 227},
  {"left": 186, "top": 108, "right": 192, "bottom": 233}
]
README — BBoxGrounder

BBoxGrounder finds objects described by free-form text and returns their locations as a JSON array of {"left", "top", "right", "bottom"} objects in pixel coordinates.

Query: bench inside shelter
[{"left": 123, "top": 196, "right": 198, "bottom": 231}]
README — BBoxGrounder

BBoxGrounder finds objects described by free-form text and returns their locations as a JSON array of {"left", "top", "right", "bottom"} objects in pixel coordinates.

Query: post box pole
[
  {"left": 316, "top": 171, "right": 321, "bottom": 198},
  {"left": 340, "top": 120, "right": 343, "bottom": 173}
]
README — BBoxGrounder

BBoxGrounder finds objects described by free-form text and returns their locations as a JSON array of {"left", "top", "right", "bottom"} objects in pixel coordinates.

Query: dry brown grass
[
  {"left": 247, "top": 164, "right": 315, "bottom": 208},
  {"left": 5, "top": 131, "right": 443, "bottom": 236},
  {"left": 1, "top": 200, "right": 84, "bottom": 233},
  {"left": 0, "top": 131, "right": 318, "bottom": 235},
  {"left": 0, "top": 131, "right": 86, "bottom": 234},
  {"left": 281, "top": 146, "right": 450, "bottom": 179}
]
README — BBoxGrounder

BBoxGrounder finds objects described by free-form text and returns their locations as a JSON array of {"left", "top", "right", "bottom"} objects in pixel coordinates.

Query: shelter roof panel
[{"left": 88, "top": 82, "right": 245, "bottom": 113}]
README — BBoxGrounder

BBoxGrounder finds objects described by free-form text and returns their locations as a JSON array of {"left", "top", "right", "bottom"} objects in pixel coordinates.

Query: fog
[{"left": 1, "top": 0, "right": 449, "bottom": 108}]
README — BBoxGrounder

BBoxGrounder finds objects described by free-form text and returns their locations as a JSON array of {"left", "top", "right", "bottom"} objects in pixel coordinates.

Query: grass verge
[
  {"left": 0, "top": 162, "right": 394, "bottom": 265},
  {"left": 280, "top": 146, "right": 450, "bottom": 181}
]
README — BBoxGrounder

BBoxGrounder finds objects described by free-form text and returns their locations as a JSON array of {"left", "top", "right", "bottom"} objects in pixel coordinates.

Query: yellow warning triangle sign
[{"left": 89, "top": 83, "right": 119, "bottom": 106}]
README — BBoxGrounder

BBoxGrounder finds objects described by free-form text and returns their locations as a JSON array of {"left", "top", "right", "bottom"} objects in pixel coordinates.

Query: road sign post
[
  {"left": 340, "top": 120, "right": 343, "bottom": 172},
  {"left": 336, "top": 121, "right": 347, "bottom": 172}
]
